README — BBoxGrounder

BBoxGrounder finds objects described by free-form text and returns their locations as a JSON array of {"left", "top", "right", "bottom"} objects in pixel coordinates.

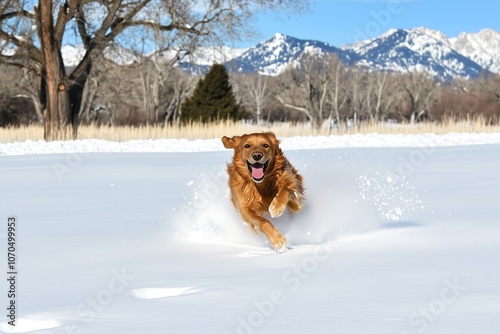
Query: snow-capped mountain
[
  {"left": 60, "top": 44, "right": 247, "bottom": 72},
  {"left": 216, "top": 28, "right": 499, "bottom": 80},
  {"left": 53, "top": 27, "right": 500, "bottom": 80},
  {"left": 449, "top": 28, "right": 500, "bottom": 74},
  {"left": 224, "top": 33, "right": 356, "bottom": 75},
  {"left": 340, "top": 27, "right": 487, "bottom": 80},
  {"left": 61, "top": 44, "right": 148, "bottom": 67},
  {"left": 187, "top": 46, "right": 247, "bottom": 66},
  {"left": 177, "top": 46, "right": 248, "bottom": 74}
]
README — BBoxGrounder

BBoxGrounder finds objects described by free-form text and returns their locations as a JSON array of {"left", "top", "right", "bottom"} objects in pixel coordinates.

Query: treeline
[{"left": 1, "top": 53, "right": 499, "bottom": 128}]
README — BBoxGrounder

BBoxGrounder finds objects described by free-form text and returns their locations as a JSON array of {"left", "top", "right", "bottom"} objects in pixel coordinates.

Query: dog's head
[{"left": 222, "top": 132, "right": 280, "bottom": 183}]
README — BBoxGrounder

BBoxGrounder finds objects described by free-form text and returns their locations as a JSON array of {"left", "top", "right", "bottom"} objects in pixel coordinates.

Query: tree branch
[
  {"left": 124, "top": 20, "right": 209, "bottom": 36},
  {"left": 276, "top": 95, "right": 313, "bottom": 121},
  {"left": 54, "top": 0, "right": 78, "bottom": 44},
  {"left": 75, "top": 2, "right": 90, "bottom": 48},
  {"left": 0, "top": 10, "right": 35, "bottom": 21}
]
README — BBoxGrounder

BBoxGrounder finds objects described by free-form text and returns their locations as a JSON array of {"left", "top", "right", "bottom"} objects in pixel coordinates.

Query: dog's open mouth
[{"left": 247, "top": 161, "right": 269, "bottom": 183}]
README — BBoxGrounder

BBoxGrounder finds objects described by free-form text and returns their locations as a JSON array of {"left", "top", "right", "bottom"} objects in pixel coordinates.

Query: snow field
[
  {"left": 2, "top": 132, "right": 500, "bottom": 155},
  {"left": 0, "top": 135, "right": 499, "bottom": 333}
]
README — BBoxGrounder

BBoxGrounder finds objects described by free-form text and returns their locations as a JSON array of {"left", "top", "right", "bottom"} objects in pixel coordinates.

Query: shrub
[{"left": 180, "top": 64, "right": 246, "bottom": 123}]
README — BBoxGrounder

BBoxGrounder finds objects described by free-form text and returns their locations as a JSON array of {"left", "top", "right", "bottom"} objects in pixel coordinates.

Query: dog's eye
[
  {"left": 244, "top": 144, "right": 251, "bottom": 148},
  {"left": 263, "top": 144, "right": 269, "bottom": 148}
]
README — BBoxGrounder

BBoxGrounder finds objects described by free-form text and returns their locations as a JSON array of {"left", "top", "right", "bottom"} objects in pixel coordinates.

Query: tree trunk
[
  {"left": 37, "top": 0, "right": 71, "bottom": 141},
  {"left": 69, "top": 77, "right": 87, "bottom": 138}
]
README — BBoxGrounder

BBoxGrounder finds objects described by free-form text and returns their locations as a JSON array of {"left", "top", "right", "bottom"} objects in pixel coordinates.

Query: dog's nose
[{"left": 252, "top": 152, "right": 263, "bottom": 161}]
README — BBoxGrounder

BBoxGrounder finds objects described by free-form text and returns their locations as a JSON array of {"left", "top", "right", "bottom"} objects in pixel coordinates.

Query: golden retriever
[{"left": 222, "top": 132, "right": 304, "bottom": 252}]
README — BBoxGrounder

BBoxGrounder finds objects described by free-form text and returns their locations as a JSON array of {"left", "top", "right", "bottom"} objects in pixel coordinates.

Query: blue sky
[{"left": 235, "top": 0, "right": 500, "bottom": 48}]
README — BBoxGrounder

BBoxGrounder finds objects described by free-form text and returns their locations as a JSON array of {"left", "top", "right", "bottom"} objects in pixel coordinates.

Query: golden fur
[{"left": 222, "top": 132, "right": 304, "bottom": 252}]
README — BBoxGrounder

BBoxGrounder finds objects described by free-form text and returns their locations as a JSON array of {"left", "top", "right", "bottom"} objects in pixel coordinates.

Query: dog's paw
[
  {"left": 270, "top": 233, "right": 287, "bottom": 253},
  {"left": 269, "top": 197, "right": 286, "bottom": 218}
]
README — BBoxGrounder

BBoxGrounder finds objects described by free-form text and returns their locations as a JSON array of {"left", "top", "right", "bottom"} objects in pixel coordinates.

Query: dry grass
[{"left": 1, "top": 119, "right": 499, "bottom": 142}]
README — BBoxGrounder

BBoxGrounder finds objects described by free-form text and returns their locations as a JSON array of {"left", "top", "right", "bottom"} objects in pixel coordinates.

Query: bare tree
[
  {"left": 346, "top": 67, "right": 368, "bottom": 125},
  {"left": 401, "top": 72, "right": 436, "bottom": 123},
  {"left": 379, "top": 73, "right": 405, "bottom": 121},
  {"left": 371, "top": 71, "right": 388, "bottom": 121},
  {"left": 85, "top": 61, "right": 193, "bottom": 126},
  {"left": 238, "top": 72, "right": 271, "bottom": 125},
  {"left": 277, "top": 52, "right": 331, "bottom": 128},
  {"left": 79, "top": 57, "right": 112, "bottom": 125},
  {"left": 326, "top": 55, "right": 347, "bottom": 126},
  {"left": 430, "top": 74, "right": 500, "bottom": 124},
  {"left": 164, "top": 68, "right": 194, "bottom": 124},
  {"left": 0, "top": 0, "right": 310, "bottom": 140},
  {"left": 0, "top": 64, "right": 42, "bottom": 125}
]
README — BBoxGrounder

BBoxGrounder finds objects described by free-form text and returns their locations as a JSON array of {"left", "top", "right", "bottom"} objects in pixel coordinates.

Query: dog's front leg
[
  {"left": 269, "top": 169, "right": 303, "bottom": 217},
  {"left": 241, "top": 209, "right": 287, "bottom": 252},
  {"left": 269, "top": 190, "right": 290, "bottom": 218}
]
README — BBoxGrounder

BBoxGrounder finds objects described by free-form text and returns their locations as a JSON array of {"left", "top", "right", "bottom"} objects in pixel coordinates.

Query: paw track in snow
[
  {"left": 130, "top": 287, "right": 201, "bottom": 299},
  {"left": 0, "top": 314, "right": 61, "bottom": 333},
  {"left": 236, "top": 248, "right": 284, "bottom": 257},
  {"left": 380, "top": 221, "right": 424, "bottom": 229},
  {"left": 236, "top": 243, "right": 336, "bottom": 257}
]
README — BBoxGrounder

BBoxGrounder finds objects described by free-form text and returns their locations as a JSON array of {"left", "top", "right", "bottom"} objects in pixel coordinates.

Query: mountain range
[
  {"left": 54, "top": 27, "right": 499, "bottom": 81},
  {"left": 179, "top": 27, "right": 500, "bottom": 81}
]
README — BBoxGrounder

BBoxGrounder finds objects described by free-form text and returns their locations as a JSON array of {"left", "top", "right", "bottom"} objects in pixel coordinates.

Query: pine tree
[{"left": 180, "top": 64, "right": 246, "bottom": 123}]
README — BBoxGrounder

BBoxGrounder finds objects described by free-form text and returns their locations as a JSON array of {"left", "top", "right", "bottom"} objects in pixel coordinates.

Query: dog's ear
[
  {"left": 264, "top": 132, "right": 280, "bottom": 148},
  {"left": 221, "top": 135, "right": 241, "bottom": 149}
]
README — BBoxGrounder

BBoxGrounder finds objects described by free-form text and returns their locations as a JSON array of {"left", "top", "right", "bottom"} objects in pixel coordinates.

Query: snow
[
  {"left": 340, "top": 27, "right": 491, "bottom": 79},
  {"left": 59, "top": 43, "right": 246, "bottom": 70},
  {"left": 413, "top": 27, "right": 450, "bottom": 46},
  {"left": 186, "top": 46, "right": 247, "bottom": 66},
  {"left": 342, "top": 28, "right": 398, "bottom": 53},
  {"left": 278, "top": 27, "right": 498, "bottom": 78},
  {"left": 269, "top": 33, "right": 287, "bottom": 49},
  {"left": 3, "top": 133, "right": 500, "bottom": 156},
  {"left": 60, "top": 45, "right": 86, "bottom": 68},
  {"left": 1, "top": 133, "right": 500, "bottom": 333},
  {"left": 450, "top": 28, "right": 500, "bottom": 74},
  {"left": 54, "top": 27, "right": 499, "bottom": 79}
]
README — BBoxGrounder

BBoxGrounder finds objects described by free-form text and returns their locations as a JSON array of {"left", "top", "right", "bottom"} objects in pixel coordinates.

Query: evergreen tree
[{"left": 180, "top": 64, "right": 246, "bottom": 123}]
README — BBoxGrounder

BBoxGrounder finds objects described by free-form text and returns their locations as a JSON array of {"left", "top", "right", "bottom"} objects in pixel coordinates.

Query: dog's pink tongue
[{"left": 251, "top": 165, "right": 264, "bottom": 179}]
